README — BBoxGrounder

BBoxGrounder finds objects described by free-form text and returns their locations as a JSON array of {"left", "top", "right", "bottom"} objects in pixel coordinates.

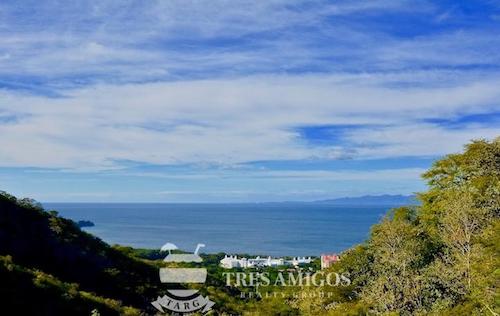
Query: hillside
[
  {"left": 293, "top": 138, "right": 500, "bottom": 315},
  {"left": 0, "top": 192, "right": 164, "bottom": 315}
]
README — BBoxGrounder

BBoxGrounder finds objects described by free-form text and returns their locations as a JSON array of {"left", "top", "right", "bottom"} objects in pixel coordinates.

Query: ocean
[{"left": 43, "top": 203, "right": 391, "bottom": 257}]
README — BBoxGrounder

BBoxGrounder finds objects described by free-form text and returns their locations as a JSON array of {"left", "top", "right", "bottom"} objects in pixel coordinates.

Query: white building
[
  {"left": 290, "top": 256, "right": 312, "bottom": 266},
  {"left": 220, "top": 255, "right": 311, "bottom": 269}
]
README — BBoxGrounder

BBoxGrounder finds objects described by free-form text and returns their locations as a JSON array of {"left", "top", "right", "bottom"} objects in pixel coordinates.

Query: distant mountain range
[{"left": 314, "top": 194, "right": 418, "bottom": 206}]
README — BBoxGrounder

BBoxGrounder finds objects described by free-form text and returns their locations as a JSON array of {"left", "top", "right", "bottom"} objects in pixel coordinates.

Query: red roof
[{"left": 321, "top": 254, "right": 340, "bottom": 261}]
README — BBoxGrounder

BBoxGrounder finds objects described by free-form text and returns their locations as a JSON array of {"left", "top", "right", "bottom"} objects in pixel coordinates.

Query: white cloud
[
  {"left": 1, "top": 0, "right": 488, "bottom": 83},
  {"left": 0, "top": 1, "right": 499, "bottom": 172},
  {"left": 1, "top": 72, "right": 499, "bottom": 169}
]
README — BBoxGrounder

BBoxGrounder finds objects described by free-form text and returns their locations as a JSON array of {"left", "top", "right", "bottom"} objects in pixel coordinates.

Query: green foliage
[
  {"left": 0, "top": 255, "right": 140, "bottom": 315},
  {"left": 301, "top": 138, "right": 500, "bottom": 315},
  {"left": 0, "top": 192, "right": 163, "bottom": 315}
]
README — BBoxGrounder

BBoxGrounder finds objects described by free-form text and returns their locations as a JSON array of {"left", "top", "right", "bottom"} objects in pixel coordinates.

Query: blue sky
[{"left": 0, "top": 0, "right": 499, "bottom": 202}]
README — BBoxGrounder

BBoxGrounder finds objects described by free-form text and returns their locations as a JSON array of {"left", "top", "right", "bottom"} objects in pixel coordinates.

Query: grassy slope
[{"left": 0, "top": 192, "right": 164, "bottom": 315}]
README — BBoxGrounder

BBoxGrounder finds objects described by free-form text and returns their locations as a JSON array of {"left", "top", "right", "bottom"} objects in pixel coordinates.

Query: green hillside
[
  {"left": 290, "top": 138, "right": 500, "bottom": 315},
  {"left": 0, "top": 193, "right": 165, "bottom": 315}
]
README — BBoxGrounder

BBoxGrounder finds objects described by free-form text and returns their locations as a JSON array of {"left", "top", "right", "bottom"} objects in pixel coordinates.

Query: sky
[{"left": 0, "top": 0, "right": 499, "bottom": 202}]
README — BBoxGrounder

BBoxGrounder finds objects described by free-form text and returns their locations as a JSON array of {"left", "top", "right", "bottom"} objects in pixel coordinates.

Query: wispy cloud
[
  {"left": 2, "top": 165, "right": 427, "bottom": 202},
  {"left": 1, "top": 72, "right": 499, "bottom": 169},
  {"left": 1, "top": 0, "right": 497, "bottom": 89}
]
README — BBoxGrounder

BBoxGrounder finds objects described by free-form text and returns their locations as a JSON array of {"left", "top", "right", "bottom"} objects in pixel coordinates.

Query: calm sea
[{"left": 43, "top": 203, "right": 391, "bottom": 256}]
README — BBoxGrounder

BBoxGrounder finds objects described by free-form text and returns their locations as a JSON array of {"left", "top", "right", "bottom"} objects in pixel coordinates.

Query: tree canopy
[{"left": 293, "top": 137, "right": 499, "bottom": 315}]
